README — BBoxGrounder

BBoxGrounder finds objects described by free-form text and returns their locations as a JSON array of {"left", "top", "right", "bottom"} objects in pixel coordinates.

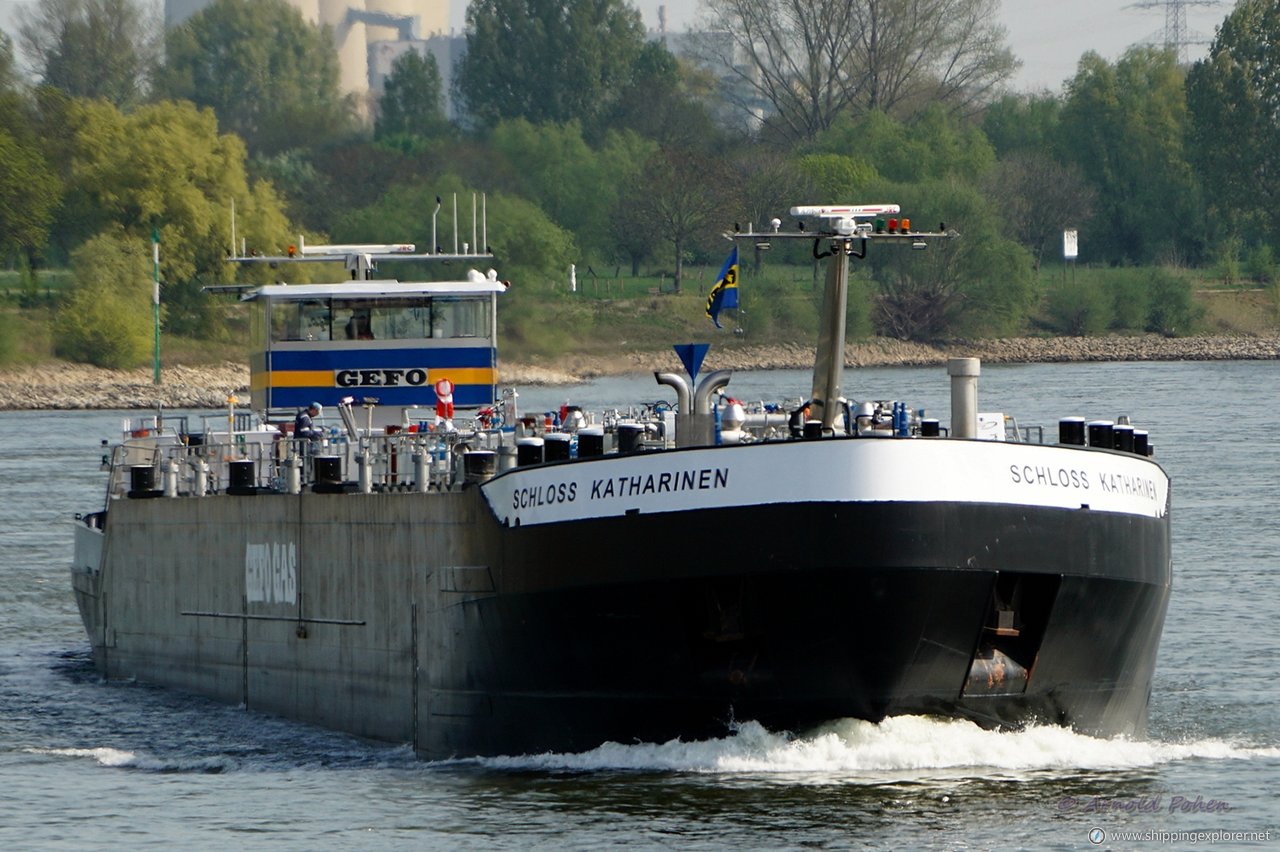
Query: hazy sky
[
  {"left": 627, "top": 0, "right": 1234, "bottom": 92},
  {"left": 1, "top": 0, "right": 1236, "bottom": 94}
]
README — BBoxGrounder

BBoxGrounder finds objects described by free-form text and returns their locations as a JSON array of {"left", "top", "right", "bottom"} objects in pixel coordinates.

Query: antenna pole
[
  {"left": 809, "top": 241, "right": 850, "bottom": 429},
  {"left": 432, "top": 196, "right": 441, "bottom": 253}
]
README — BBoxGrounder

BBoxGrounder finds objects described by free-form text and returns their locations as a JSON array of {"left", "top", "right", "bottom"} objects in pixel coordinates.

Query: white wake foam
[
  {"left": 27, "top": 746, "right": 233, "bottom": 773},
  {"left": 30, "top": 747, "right": 139, "bottom": 768},
  {"left": 469, "top": 716, "right": 1280, "bottom": 777},
  {"left": 29, "top": 717, "right": 1280, "bottom": 778}
]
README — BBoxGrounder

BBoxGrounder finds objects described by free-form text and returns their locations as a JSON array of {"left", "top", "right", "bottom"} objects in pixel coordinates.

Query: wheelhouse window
[
  {"left": 335, "top": 299, "right": 432, "bottom": 340},
  {"left": 432, "top": 298, "right": 489, "bottom": 338},
  {"left": 267, "top": 296, "right": 490, "bottom": 342},
  {"left": 270, "top": 299, "right": 331, "bottom": 342}
]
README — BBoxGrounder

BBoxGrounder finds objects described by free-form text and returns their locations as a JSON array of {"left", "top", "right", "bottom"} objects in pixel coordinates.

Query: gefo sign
[{"left": 335, "top": 368, "right": 430, "bottom": 388}]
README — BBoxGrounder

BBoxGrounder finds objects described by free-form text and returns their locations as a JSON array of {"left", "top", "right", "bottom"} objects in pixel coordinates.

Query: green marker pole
[{"left": 152, "top": 228, "right": 161, "bottom": 385}]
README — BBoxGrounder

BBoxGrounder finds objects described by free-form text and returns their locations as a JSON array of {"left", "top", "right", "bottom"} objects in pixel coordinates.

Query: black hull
[
  {"left": 426, "top": 501, "right": 1171, "bottom": 756},
  {"left": 74, "top": 447, "right": 1171, "bottom": 759}
]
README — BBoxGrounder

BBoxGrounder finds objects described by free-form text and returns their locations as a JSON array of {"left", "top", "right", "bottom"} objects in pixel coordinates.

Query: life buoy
[{"left": 434, "top": 377, "right": 455, "bottom": 422}]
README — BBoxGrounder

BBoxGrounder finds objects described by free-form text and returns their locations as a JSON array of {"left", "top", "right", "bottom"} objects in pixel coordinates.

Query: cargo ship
[{"left": 71, "top": 204, "right": 1171, "bottom": 758}]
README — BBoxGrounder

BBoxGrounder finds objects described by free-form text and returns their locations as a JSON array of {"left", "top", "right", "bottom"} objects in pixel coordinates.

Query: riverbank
[{"left": 1, "top": 333, "right": 1276, "bottom": 410}]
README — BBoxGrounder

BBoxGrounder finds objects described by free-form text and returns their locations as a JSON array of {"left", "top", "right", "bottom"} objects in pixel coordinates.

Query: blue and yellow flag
[{"left": 706, "top": 246, "right": 739, "bottom": 329}]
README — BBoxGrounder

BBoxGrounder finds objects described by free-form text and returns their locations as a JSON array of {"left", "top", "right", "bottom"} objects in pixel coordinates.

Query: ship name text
[
  {"left": 245, "top": 541, "right": 297, "bottom": 605},
  {"left": 1008, "top": 464, "right": 1159, "bottom": 502},
  {"left": 1009, "top": 464, "right": 1089, "bottom": 490},
  {"left": 590, "top": 467, "right": 729, "bottom": 500},
  {"left": 335, "top": 368, "right": 429, "bottom": 388},
  {"left": 512, "top": 481, "right": 578, "bottom": 509},
  {"left": 511, "top": 466, "right": 730, "bottom": 511}
]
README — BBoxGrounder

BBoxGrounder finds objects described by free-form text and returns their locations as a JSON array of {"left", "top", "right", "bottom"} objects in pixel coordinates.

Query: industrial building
[{"left": 164, "top": 1, "right": 455, "bottom": 118}]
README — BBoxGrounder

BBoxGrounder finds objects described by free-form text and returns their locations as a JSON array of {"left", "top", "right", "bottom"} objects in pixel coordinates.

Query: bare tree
[
  {"left": 17, "top": 0, "right": 159, "bottom": 108},
  {"left": 852, "top": 0, "right": 1018, "bottom": 118},
  {"left": 983, "top": 152, "right": 1096, "bottom": 271},
  {"left": 699, "top": 0, "right": 1017, "bottom": 142},
  {"left": 626, "top": 146, "right": 737, "bottom": 293},
  {"left": 733, "top": 148, "right": 814, "bottom": 273},
  {"left": 696, "top": 0, "right": 865, "bottom": 143}
]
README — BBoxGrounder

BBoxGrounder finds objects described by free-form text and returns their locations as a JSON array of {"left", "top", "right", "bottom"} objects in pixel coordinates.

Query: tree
[
  {"left": 0, "top": 32, "right": 31, "bottom": 133},
  {"left": 696, "top": 0, "right": 867, "bottom": 143},
  {"left": 56, "top": 98, "right": 304, "bottom": 336},
  {"left": 604, "top": 41, "right": 721, "bottom": 148},
  {"left": 375, "top": 48, "right": 448, "bottom": 142},
  {"left": 849, "top": 0, "right": 1018, "bottom": 118},
  {"left": 333, "top": 177, "right": 577, "bottom": 286},
  {"left": 155, "top": 0, "right": 354, "bottom": 156},
  {"left": 982, "top": 152, "right": 1095, "bottom": 270},
  {"left": 0, "top": 129, "right": 61, "bottom": 263},
  {"left": 735, "top": 148, "right": 816, "bottom": 272},
  {"left": 16, "top": 0, "right": 159, "bottom": 108},
  {"left": 981, "top": 93, "right": 1063, "bottom": 159},
  {"left": 866, "top": 179, "right": 1032, "bottom": 340},
  {"left": 699, "top": 0, "right": 1017, "bottom": 143},
  {"left": 621, "top": 147, "right": 737, "bottom": 293},
  {"left": 794, "top": 153, "right": 878, "bottom": 200},
  {"left": 456, "top": 0, "right": 647, "bottom": 132},
  {"left": 488, "top": 119, "right": 654, "bottom": 259},
  {"left": 0, "top": 32, "right": 19, "bottom": 92},
  {"left": 53, "top": 230, "right": 153, "bottom": 368},
  {"left": 1186, "top": 0, "right": 1280, "bottom": 250},
  {"left": 809, "top": 106, "right": 995, "bottom": 184},
  {"left": 1060, "top": 48, "right": 1202, "bottom": 265}
]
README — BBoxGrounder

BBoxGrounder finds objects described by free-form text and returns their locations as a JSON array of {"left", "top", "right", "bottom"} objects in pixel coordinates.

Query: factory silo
[
  {"left": 364, "top": 0, "right": 448, "bottom": 39},
  {"left": 318, "top": 0, "right": 371, "bottom": 99},
  {"left": 168, "top": 0, "right": 449, "bottom": 121}
]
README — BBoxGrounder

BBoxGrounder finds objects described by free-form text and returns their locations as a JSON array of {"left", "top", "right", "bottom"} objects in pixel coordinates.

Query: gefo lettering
[
  {"left": 245, "top": 542, "right": 298, "bottom": 604},
  {"left": 335, "top": 368, "right": 429, "bottom": 388}
]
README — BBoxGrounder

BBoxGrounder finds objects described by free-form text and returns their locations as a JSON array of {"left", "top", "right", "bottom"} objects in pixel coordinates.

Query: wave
[
  {"left": 28, "top": 716, "right": 1279, "bottom": 778},
  {"left": 462, "top": 716, "right": 1280, "bottom": 777},
  {"left": 25, "top": 747, "right": 236, "bottom": 773}
]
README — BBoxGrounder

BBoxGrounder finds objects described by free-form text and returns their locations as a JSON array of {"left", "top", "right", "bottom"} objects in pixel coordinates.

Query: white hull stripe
[{"left": 481, "top": 439, "right": 1169, "bottom": 528}]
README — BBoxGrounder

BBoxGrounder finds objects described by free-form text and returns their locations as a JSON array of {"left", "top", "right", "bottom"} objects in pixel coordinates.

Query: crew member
[{"left": 295, "top": 402, "right": 324, "bottom": 443}]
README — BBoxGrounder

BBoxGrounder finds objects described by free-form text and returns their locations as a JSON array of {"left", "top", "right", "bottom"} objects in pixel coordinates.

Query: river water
[{"left": 1, "top": 361, "right": 1276, "bottom": 850}]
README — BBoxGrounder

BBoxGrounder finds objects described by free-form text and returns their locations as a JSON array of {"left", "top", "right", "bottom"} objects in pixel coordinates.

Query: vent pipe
[{"left": 948, "top": 358, "right": 980, "bottom": 439}]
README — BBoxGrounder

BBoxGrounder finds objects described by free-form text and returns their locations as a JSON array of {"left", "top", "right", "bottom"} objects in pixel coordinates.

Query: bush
[
  {"left": 53, "top": 232, "right": 153, "bottom": 368},
  {"left": 0, "top": 311, "right": 14, "bottom": 363},
  {"left": 1108, "top": 268, "right": 1150, "bottom": 330},
  {"left": 1246, "top": 244, "right": 1277, "bottom": 286},
  {"left": 1214, "top": 236, "right": 1243, "bottom": 285},
  {"left": 1044, "top": 276, "right": 1111, "bottom": 335},
  {"left": 1145, "top": 268, "right": 1202, "bottom": 336}
]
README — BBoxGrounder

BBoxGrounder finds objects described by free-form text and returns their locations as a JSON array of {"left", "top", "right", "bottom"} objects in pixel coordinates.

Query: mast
[
  {"left": 727, "top": 205, "right": 954, "bottom": 431},
  {"left": 810, "top": 238, "right": 851, "bottom": 430}
]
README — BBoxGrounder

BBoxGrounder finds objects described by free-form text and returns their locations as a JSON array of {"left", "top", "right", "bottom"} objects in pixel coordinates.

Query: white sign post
[{"left": 1063, "top": 229, "right": 1078, "bottom": 284}]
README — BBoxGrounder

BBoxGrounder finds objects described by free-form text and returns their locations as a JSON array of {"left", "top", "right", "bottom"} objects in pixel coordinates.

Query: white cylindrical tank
[{"left": 947, "top": 358, "right": 981, "bottom": 440}]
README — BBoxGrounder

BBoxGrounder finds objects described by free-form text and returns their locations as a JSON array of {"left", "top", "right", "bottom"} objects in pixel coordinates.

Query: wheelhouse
[{"left": 243, "top": 279, "right": 506, "bottom": 422}]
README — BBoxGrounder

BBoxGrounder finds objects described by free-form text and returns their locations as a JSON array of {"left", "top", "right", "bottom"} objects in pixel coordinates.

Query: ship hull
[{"left": 72, "top": 439, "right": 1171, "bottom": 758}]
